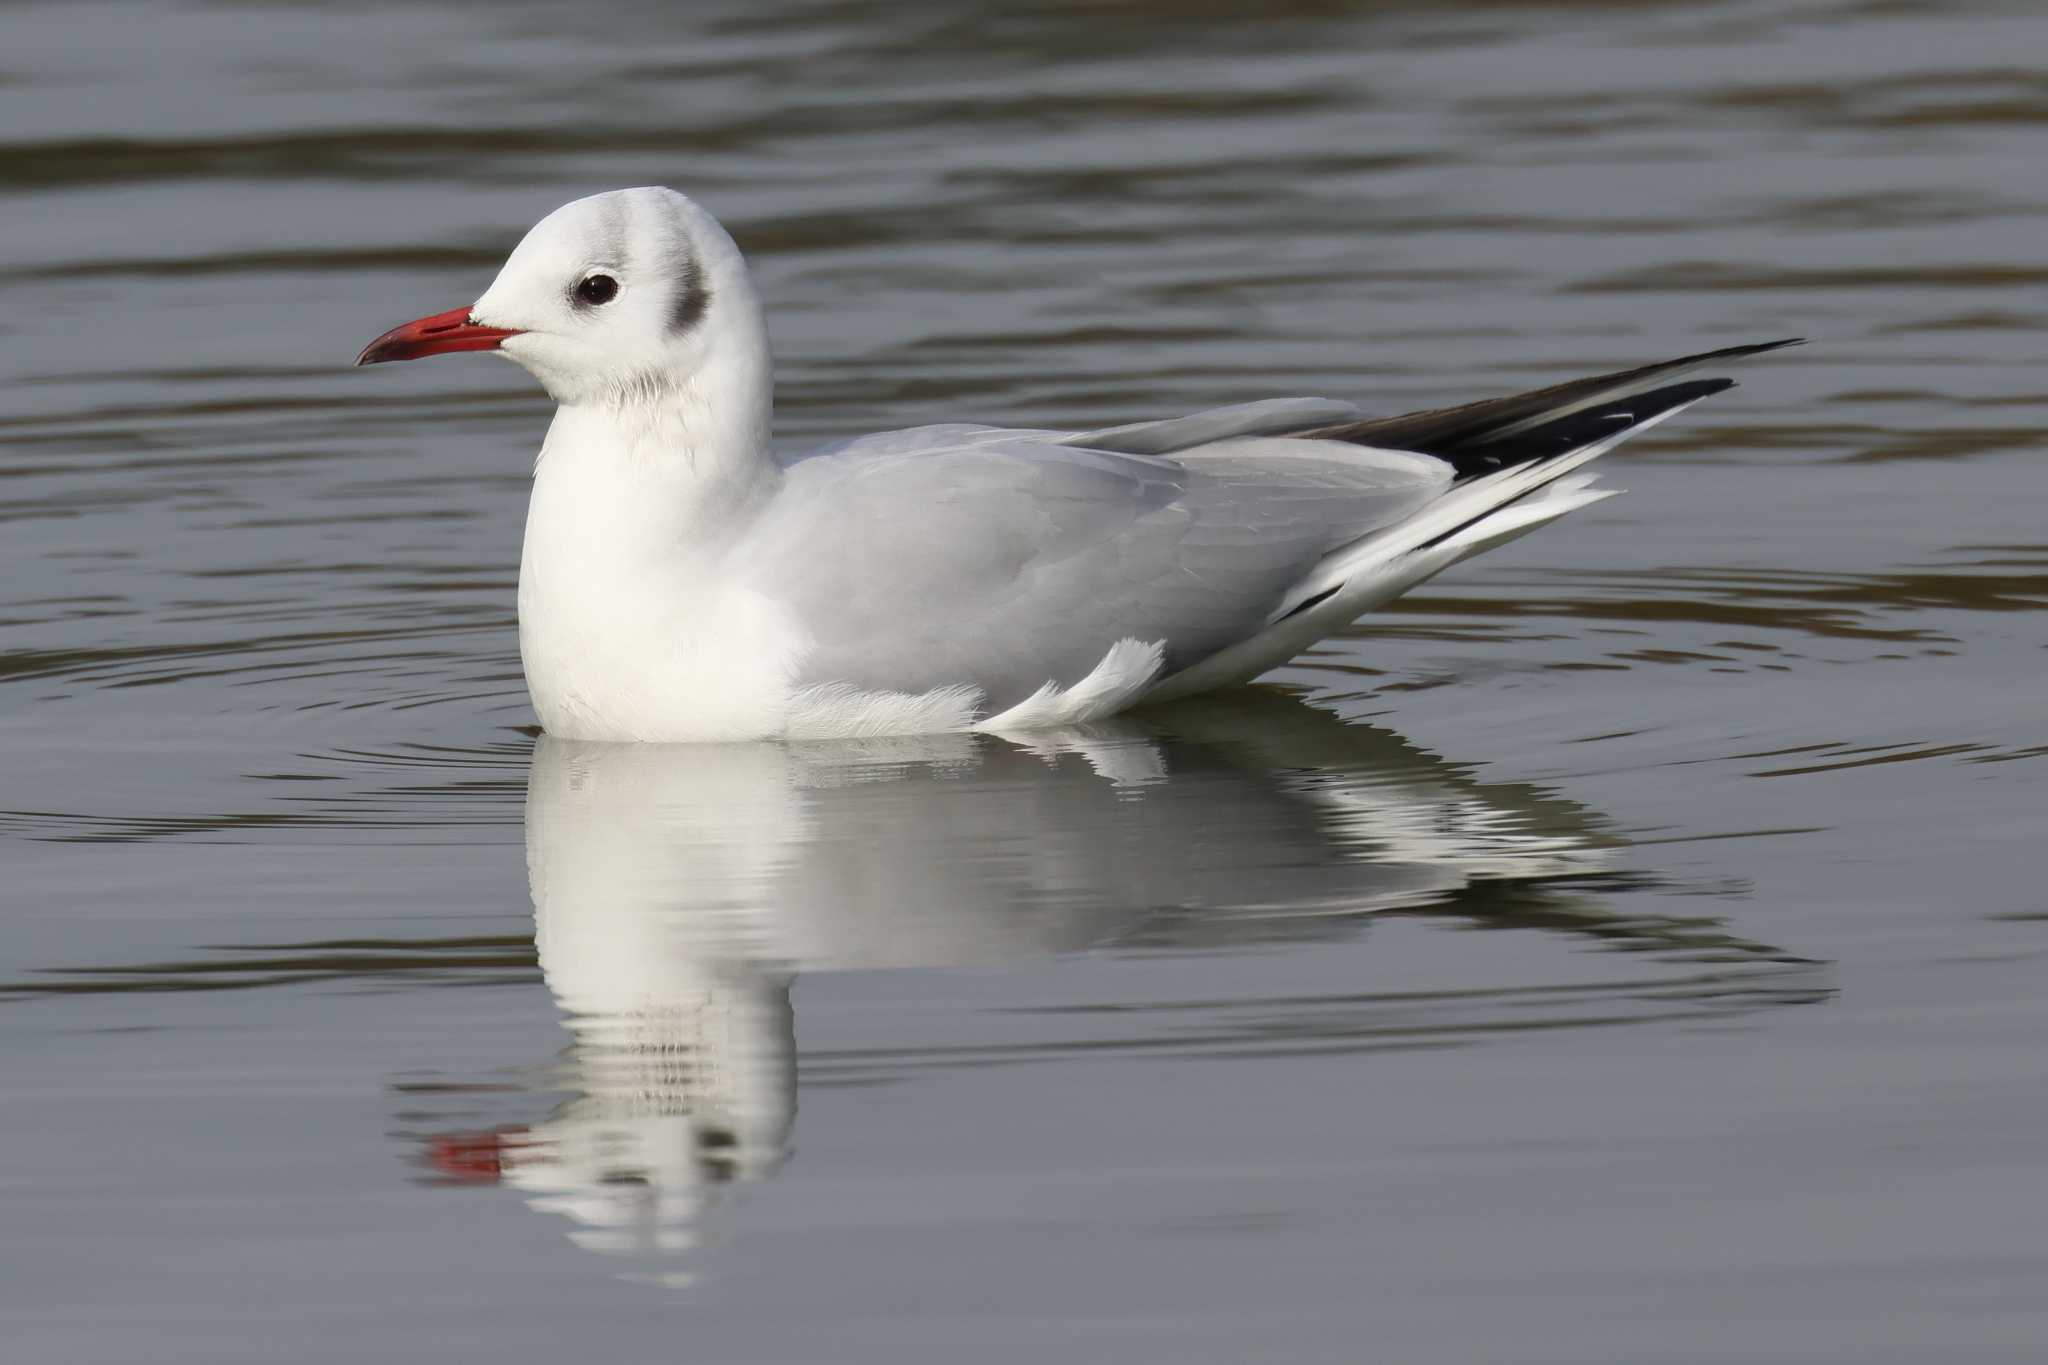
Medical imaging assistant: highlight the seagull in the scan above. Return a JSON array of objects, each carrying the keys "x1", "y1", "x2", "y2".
[{"x1": 358, "y1": 186, "x2": 1794, "y2": 742}]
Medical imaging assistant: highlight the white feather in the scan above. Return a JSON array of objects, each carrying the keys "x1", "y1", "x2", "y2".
[{"x1": 979, "y1": 638, "x2": 1167, "y2": 732}]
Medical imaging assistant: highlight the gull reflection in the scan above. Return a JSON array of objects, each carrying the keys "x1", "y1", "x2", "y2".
[{"x1": 422, "y1": 690, "x2": 1800, "y2": 1278}]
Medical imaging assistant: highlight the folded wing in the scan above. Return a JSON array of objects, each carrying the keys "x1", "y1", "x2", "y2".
[
  {"x1": 752, "y1": 340, "x2": 1796, "y2": 721},
  {"x1": 751, "y1": 428, "x2": 1448, "y2": 713}
]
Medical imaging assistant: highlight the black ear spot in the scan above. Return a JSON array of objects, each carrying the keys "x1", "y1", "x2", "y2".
[
  {"x1": 670, "y1": 258, "x2": 712, "y2": 336},
  {"x1": 573, "y1": 273, "x2": 619, "y2": 307}
]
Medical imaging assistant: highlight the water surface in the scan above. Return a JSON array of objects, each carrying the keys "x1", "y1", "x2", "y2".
[{"x1": 4, "y1": 1, "x2": 2048, "y2": 1361}]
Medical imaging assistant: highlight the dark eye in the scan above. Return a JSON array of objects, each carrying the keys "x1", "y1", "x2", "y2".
[{"x1": 573, "y1": 273, "x2": 619, "y2": 306}]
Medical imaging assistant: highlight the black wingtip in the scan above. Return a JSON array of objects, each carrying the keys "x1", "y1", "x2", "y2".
[
  {"x1": 1304, "y1": 337, "x2": 1800, "y2": 479},
  {"x1": 1441, "y1": 376, "x2": 1741, "y2": 480},
  {"x1": 1674, "y1": 337, "x2": 1804, "y2": 366}
]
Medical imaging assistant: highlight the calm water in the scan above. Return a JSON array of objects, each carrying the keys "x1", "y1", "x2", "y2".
[{"x1": 5, "y1": 0, "x2": 2048, "y2": 1360}]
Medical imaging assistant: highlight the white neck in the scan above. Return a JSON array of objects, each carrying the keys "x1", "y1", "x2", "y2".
[
  {"x1": 516, "y1": 298, "x2": 803, "y2": 741},
  {"x1": 543, "y1": 344, "x2": 775, "y2": 521}
]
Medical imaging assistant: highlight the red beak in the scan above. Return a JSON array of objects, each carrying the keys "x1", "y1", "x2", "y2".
[{"x1": 355, "y1": 306, "x2": 522, "y2": 366}]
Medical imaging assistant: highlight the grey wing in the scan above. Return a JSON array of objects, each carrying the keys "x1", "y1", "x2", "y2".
[{"x1": 747, "y1": 424, "x2": 1448, "y2": 713}]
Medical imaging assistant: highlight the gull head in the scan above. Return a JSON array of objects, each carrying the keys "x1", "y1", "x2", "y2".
[{"x1": 356, "y1": 187, "x2": 757, "y2": 407}]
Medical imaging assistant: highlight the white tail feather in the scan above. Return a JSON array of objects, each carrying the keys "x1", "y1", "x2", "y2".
[
  {"x1": 1267, "y1": 394, "x2": 1703, "y2": 622},
  {"x1": 1142, "y1": 397, "x2": 1698, "y2": 705}
]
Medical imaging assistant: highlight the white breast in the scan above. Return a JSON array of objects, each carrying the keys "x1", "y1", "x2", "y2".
[{"x1": 517, "y1": 412, "x2": 803, "y2": 743}]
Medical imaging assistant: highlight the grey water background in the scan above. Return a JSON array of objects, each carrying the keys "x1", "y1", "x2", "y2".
[{"x1": 4, "y1": 0, "x2": 2047, "y2": 1359}]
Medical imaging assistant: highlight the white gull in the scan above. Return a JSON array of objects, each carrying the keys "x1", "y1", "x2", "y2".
[{"x1": 358, "y1": 186, "x2": 1793, "y2": 742}]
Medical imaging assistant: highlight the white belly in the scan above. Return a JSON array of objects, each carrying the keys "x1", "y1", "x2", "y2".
[
  {"x1": 517, "y1": 543, "x2": 806, "y2": 742},
  {"x1": 517, "y1": 556, "x2": 1171, "y2": 742}
]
